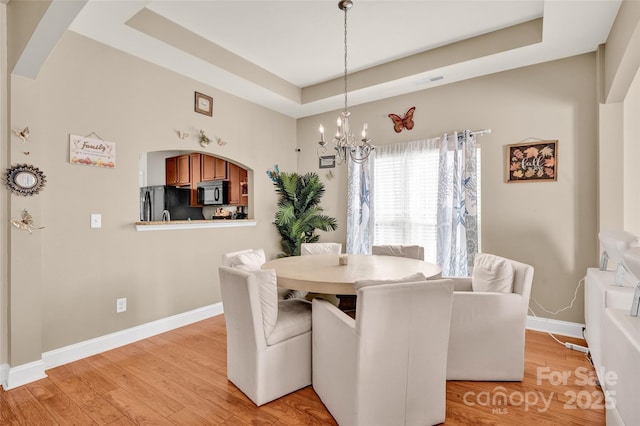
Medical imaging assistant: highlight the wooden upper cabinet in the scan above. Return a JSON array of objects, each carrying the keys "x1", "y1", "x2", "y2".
[
  {"x1": 214, "y1": 157, "x2": 227, "y2": 179},
  {"x1": 189, "y1": 153, "x2": 202, "y2": 206},
  {"x1": 201, "y1": 154, "x2": 215, "y2": 181},
  {"x1": 165, "y1": 153, "x2": 247, "y2": 207},
  {"x1": 166, "y1": 155, "x2": 190, "y2": 186},
  {"x1": 228, "y1": 162, "x2": 248, "y2": 206},
  {"x1": 201, "y1": 155, "x2": 227, "y2": 181}
]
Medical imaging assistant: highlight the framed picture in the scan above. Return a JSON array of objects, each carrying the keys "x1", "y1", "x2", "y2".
[
  {"x1": 506, "y1": 140, "x2": 557, "y2": 183},
  {"x1": 194, "y1": 92, "x2": 213, "y2": 116},
  {"x1": 319, "y1": 155, "x2": 336, "y2": 169}
]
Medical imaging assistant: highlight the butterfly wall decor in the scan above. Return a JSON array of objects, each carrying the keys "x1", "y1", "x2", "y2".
[
  {"x1": 14, "y1": 127, "x2": 30, "y2": 143},
  {"x1": 10, "y1": 209, "x2": 45, "y2": 234},
  {"x1": 388, "y1": 107, "x2": 416, "y2": 133}
]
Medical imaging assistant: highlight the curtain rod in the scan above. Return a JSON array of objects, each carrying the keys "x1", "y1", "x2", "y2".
[
  {"x1": 469, "y1": 128, "x2": 492, "y2": 136},
  {"x1": 436, "y1": 129, "x2": 492, "y2": 139}
]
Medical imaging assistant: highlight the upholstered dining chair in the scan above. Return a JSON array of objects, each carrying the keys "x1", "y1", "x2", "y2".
[
  {"x1": 222, "y1": 248, "x2": 265, "y2": 269},
  {"x1": 312, "y1": 275, "x2": 454, "y2": 426},
  {"x1": 446, "y1": 253, "x2": 534, "y2": 381},
  {"x1": 372, "y1": 244, "x2": 425, "y2": 261},
  {"x1": 300, "y1": 242, "x2": 342, "y2": 256},
  {"x1": 218, "y1": 266, "x2": 312, "y2": 406}
]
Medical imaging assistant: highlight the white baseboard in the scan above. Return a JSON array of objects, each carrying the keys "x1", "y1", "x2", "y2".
[
  {"x1": 3, "y1": 359, "x2": 47, "y2": 390},
  {"x1": 526, "y1": 315, "x2": 585, "y2": 339},
  {"x1": 43, "y1": 302, "x2": 224, "y2": 370},
  {"x1": 1, "y1": 302, "x2": 223, "y2": 390}
]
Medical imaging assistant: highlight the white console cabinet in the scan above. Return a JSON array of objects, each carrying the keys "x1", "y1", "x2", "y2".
[{"x1": 584, "y1": 268, "x2": 639, "y2": 425}]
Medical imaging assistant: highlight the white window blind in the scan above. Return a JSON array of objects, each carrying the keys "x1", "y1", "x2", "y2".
[{"x1": 372, "y1": 140, "x2": 481, "y2": 265}]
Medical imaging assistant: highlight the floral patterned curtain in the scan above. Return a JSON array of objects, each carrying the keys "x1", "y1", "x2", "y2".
[
  {"x1": 437, "y1": 131, "x2": 479, "y2": 276},
  {"x1": 346, "y1": 152, "x2": 374, "y2": 254}
]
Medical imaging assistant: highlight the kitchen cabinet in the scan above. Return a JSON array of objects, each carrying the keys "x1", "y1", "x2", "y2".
[
  {"x1": 165, "y1": 155, "x2": 190, "y2": 186},
  {"x1": 228, "y1": 162, "x2": 248, "y2": 206},
  {"x1": 201, "y1": 155, "x2": 227, "y2": 181},
  {"x1": 164, "y1": 153, "x2": 247, "y2": 207},
  {"x1": 214, "y1": 157, "x2": 227, "y2": 179},
  {"x1": 189, "y1": 153, "x2": 202, "y2": 206}
]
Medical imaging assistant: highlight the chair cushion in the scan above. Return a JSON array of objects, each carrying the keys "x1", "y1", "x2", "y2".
[
  {"x1": 249, "y1": 268, "x2": 279, "y2": 337},
  {"x1": 229, "y1": 248, "x2": 266, "y2": 271},
  {"x1": 472, "y1": 253, "x2": 514, "y2": 293},
  {"x1": 354, "y1": 272, "x2": 427, "y2": 291},
  {"x1": 266, "y1": 299, "x2": 312, "y2": 345}
]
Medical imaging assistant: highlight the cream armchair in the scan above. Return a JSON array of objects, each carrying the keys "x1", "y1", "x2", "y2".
[
  {"x1": 312, "y1": 277, "x2": 454, "y2": 426},
  {"x1": 372, "y1": 244, "x2": 425, "y2": 260},
  {"x1": 446, "y1": 255, "x2": 534, "y2": 381},
  {"x1": 218, "y1": 266, "x2": 312, "y2": 406},
  {"x1": 300, "y1": 242, "x2": 342, "y2": 255}
]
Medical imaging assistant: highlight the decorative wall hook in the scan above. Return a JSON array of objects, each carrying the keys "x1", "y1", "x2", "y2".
[
  {"x1": 216, "y1": 136, "x2": 227, "y2": 146},
  {"x1": 176, "y1": 130, "x2": 189, "y2": 140},
  {"x1": 13, "y1": 127, "x2": 30, "y2": 143},
  {"x1": 10, "y1": 209, "x2": 45, "y2": 233}
]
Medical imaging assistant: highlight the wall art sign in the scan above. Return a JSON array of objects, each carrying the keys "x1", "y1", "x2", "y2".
[
  {"x1": 506, "y1": 140, "x2": 557, "y2": 183},
  {"x1": 195, "y1": 91, "x2": 213, "y2": 116},
  {"x1": 69, "y1": 134, "x2": 116, "y2": 168}
]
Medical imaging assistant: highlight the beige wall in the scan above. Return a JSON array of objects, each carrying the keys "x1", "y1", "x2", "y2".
[
  {"x1": 598, "y1": 0, "x2": 640, "y2": 238},
  {"x1": 6, "y1": 31, "x2": 297, "y2": 365},
  {"x1": 298, "y1": 54, "x2": 598, "y2": 324}
]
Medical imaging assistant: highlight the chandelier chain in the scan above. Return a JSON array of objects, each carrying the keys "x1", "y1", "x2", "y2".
[{"x1": 343, "y1": 5, "x2": 348, "y2": 115}]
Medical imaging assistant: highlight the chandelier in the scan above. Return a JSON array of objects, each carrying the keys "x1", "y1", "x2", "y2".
[{"x1": 317, "y1": 0, "x2": 374, "y2": 165}]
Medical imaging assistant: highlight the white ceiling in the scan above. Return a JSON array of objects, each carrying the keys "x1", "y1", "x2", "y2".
[{"x1": 61, "y1": 0, "x2": 622, "y2": 118}]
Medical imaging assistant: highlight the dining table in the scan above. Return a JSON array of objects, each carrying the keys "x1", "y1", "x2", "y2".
[{"x1": 262, "y1": 253, "x2": 442, "y2": 310}]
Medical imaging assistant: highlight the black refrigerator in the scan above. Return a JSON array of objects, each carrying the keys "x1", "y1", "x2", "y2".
[{"x1": 139, "y1": 185, "x2": 203, "y2": 221}]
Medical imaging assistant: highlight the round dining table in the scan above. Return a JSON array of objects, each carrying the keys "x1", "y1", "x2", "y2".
[{"x1": 262, "y1": 253, "x2": 442, "y2": 297}]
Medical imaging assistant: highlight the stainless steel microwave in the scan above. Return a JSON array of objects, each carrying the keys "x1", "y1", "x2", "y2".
[{"x1": 197, "y1": 180, "x2": 229, "y2": 205}]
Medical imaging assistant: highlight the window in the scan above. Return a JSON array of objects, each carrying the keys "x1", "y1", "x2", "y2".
[{"x1": 372, "y1": 140, "x2": 481, "y2": 265}]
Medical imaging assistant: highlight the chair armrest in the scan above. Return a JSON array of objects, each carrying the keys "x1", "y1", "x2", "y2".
[
  {"x1": 312, "y1": 299, "x2": 358, "y2": 405},
  {"x1": 312, "y1": 299, "x2": 358, "y2": 353},
  {"x1": 449, "y1": 277, "x2": 473, "y2": 291}
]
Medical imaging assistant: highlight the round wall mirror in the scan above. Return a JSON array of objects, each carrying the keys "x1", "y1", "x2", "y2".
[{"x1": 4, "y1": 164, "x2": 47, "y2": 196}]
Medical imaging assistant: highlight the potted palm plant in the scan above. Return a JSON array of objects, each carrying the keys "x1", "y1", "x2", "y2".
[{"x1": 267, "y1": 165, "x2": 338, "y2": 257}]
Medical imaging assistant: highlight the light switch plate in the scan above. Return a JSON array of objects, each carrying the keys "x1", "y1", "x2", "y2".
[{"x1": 90, "y1": 213, "x2": 101, "y2": 228}]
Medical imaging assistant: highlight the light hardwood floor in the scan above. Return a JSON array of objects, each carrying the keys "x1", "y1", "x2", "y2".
[{"x1": 0, "y1": 315, "x2": 604, "y2": 425}]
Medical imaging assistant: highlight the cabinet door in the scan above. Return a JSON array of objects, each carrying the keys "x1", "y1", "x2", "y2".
[
  {"x1": 228, "y1": 163, "x2": 241, "y2": 205},
  {"x1": 165, "y1": 157, "x2": 177, "y2": 185},
  {"x1": 176, "y1": 155, "x2": 190, "y2": 185},
  {"x1": 201, "y1": 154, "x2": 216, "y2": 181},
  {"x1": 166, "y1": 155, "x2": 191, "y2": 186},
  {"x1": 214, "y1": 157, "x2": 227, "y2": 179},
  {"x1": 189, "y1": 153, "x2": 202, "y2": 206},
  {"x1": 228, "y1": 163, "x2": 248, "y2": 206}
]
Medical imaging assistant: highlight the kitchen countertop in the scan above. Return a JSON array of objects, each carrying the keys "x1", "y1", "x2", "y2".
[{"x1": 135, "y1": 219, "x2": 258, "y2": 231}]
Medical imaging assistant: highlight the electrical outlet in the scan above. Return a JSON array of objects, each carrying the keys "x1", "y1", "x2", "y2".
[{"x1": 116, "y1": 298, "x2": 127, "y2": 313}]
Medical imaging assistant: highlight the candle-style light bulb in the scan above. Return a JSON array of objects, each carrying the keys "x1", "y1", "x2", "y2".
[
  {"x1": 337, "y1": 117, "x2": 342, "y2": 127},
  {"x1": 319, "y1": 125, "x2": 325, "y2": 142},
  {"x1": 362, "y1": 123, "x2": 368, "y2": 138}
]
